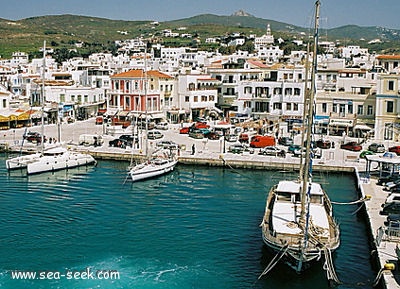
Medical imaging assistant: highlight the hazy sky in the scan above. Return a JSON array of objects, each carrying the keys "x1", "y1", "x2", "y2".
[{"x1": 1, "y1": 0, "x2": 399, "y2": 29}]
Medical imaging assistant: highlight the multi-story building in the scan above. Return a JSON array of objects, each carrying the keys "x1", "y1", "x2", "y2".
[
  {"x1": 374, "y1": 55, "x2": 400, "y2": 141},
  {"x1": 108, "y1": 69, "x2": 173, "y2": 122},
  {"x1": 176, "y1": 74, "x2": 219, "y2": 122}
]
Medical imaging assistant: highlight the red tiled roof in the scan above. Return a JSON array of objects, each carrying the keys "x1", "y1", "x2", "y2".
[
  {"x1": 111, "y1": 69, "x2": 173, "y2": 79},
  {"x1": 376, "y1": 55, "x2": 400, "y2": 60}
]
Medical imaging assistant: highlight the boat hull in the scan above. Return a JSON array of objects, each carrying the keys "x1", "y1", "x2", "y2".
[
  {"x1": 129, "y1": 159, "x2": 177, "y2": 182},
  {"x1": 27, "y1": 152, "x2": 96, "y2": 175},
  {"x1": 6, "y1": 153, "x2": 41, "y2": 170}
]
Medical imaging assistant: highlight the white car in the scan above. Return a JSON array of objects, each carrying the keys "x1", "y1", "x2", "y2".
[
  {"x1": 259, "y1": 146, "x2": 286, "y2": 157},
  {"x1": 155, "y1": 122, "x2": 169, "y2": 130}
]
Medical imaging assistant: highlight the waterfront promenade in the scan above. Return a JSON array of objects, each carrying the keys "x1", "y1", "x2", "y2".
[{"x1": 2, "y1": 118, "x2": 400, "y2": 288}]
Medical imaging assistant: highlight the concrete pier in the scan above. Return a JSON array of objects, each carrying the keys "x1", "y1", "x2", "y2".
[{"x1": 1, "y1": 118, "x2": 400, "y2": 288}]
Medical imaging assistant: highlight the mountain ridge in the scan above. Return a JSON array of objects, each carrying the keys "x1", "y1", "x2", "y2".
[{"x1": 0, "y1": 13, "x2": 399, "y2": 58}]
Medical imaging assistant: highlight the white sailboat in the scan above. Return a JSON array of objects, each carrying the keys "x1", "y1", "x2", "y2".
[
  {"x1": 260, "y1": 0, "x2": 340, "y2": 278},
  {"x1": 128, "y1": 52, "x2": 177, "y2": 182},
  {"x1": 13, "y1": 41, "x2": 96, "y2": 175}
]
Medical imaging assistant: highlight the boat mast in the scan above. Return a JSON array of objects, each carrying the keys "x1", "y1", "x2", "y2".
[
  {"x1": 40, "y1": 41, "x2": 46, "y2": 154},
  {"x1": 298, "y1": 0, "x2": 320, "y2": 272},
  {"x1": 144, "y1": 46, "x2": 149, "y2": 157}
]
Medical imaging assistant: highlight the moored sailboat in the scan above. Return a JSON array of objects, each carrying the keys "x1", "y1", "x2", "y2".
[
  {"x1": 127, "y1": 49, "x2": 177, "y2": 182},
  {"x1": 260, "y1": 0, "x2": 340, "y2": 279},
  {"x1": 8, "y1": 41, "x2": 97, "y2": 175}
]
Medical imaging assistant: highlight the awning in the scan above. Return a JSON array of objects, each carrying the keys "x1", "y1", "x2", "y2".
[
  {"x1": 329, "y1": 119, "x2": 354, "y2": 127},
  {"x1": 354, "y1": 124, "x2": 372, "y2": 131},
  {"x1": 117, "y1": 110, "x2": 130, "y2": 117}
]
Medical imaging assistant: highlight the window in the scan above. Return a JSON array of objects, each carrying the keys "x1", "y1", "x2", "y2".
[
  {"x1": 388, "y1": 80, "x2": 394, "y2": 91},
  {"x1": 294, "y1": 88, "x2": 301, "y2": 96},
  {"x1": 2, "y1": 99, "x2": 6, "y2": 108},
  {"x1": 332, "y1": 103, "x2": 337, "y2": 113},
  {"x1": 357, "y1": 105, "x2": 364, "y2": 115},
  {"x1": 194, "y1": 96, "x2": 198, "y2": 102},
  {"x1": 285, "y1": 88, "x2": 292, "y2": 96},
  {"x1": 286, "y1": 103, "x2": 292, "y2": 110},
  {"x1": 273, "y1": 103, "x2": 282, "y2": 110},
  {"x1": 367, "y1": 105, "x2": 373, "y2": 115},
  {"x1": 293, "y1": 103, "x2": 299, "y2": 111},
  {"x1": 387, "y1": 101, "x2": 394, "y2": 113},
  {"x1": 185, "y1": 96, "x2": 190, "y2": 102},
  {"x1": 322, "y1": 103, "x2": 327, "y2": 113},
  {"x1": 209, "y1": 95, "x2": 215, "y2": 101},
  {"x1": 339, "y1": 104, "x2": 345, "y2": 117},
  {"x1": 201, "y1": 95, "x2": 207, "y2": 102},
  {"x1": 348, "y1": 104, "x2": 353, "y2": 114}
]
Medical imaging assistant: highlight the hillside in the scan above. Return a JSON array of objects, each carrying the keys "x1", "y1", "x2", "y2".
[{"x1": 0, "y1": 13, "x2": 399, "y2": 59}]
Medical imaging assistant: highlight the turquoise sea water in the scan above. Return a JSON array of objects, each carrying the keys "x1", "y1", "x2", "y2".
[{"x1": 0, "y1": 156, "x2": 376, "y2": 289}]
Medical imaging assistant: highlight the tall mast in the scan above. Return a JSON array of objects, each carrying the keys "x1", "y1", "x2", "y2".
[
  {"x1": 144, "y1": 46, "x2": 149, "y2": 157},
  {"x1": 40, "y1": 41, "x2": 46, "y2": 154},
  {"x1": 298, "y1": 0, "x2": 320, "y2": 272}
]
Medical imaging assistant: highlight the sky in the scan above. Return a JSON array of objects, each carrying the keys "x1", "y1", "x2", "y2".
[{"x1": 1, "y1": 0, "x2": 399, "y2": 30}]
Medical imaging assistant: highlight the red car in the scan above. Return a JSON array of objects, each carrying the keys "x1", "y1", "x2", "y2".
[
  {"x1": 340, "y1": 141, "x2": 362, "y2": 151},
  {"x1": 389, "y1": 146, "x2": 400, "y2": 155},
  {"x1": 179, "y1": 127, "x2": 190, "y2": 134}
]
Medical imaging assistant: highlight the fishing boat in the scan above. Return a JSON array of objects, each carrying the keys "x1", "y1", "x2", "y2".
[
  {"x1": 260, "y1": 0, "x2": 340, "y2": 278},
  {"x1": 14, "y1": 41, "x2": 96, "y2": 175}
]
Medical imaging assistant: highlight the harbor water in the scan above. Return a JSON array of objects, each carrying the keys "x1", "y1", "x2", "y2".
[{"x1": 0, "y1": 156, "x2": 376, "y2": 288}]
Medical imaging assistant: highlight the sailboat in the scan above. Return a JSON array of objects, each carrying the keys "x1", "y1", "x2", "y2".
[
  {"x1": 127, "y1": 52, "x2": 177, "y2": 182},
  {"x1": 260, "y1": 0, "x2": 340, "y2": 276},
  {"x1": 7, "y1": 41, "x2": 96, "y2": 175}
]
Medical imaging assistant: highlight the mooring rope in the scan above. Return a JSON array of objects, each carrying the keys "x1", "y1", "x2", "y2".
[
  {"x1": 258, "y1": 244, "x2": 289, "y2": 280},
  {"x1": 331, "y1": 196, "x2": 371, "y2": 205},
  {"x1": 323, "y1": 247, "x2": 341, "y2": 285}
]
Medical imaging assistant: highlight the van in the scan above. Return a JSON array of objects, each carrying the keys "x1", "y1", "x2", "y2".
[
  {"x1": 79, "y1": 134, "x2": 104, "y2": 146},
  {"x1": 249, "y1": 135, "x2": 276, "y2": 148}
]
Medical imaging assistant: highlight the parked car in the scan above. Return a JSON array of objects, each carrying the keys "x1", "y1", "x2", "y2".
[
  {"x1": 384, "y1": 179, "x2": 400, "y2": 191},
  {"x1": 225, "y1": 134, "x2": 238, "y2": 142},
  {"x1": 377, "y1": 175, "x2": 400, "y2": 186},
  {"x1": 205, "y1": 132, "x2": 220, "y2": 140},
  {"x1": 292, "y1": 147, "x2": 322, "y2": 159},
  {"x1": 156, "y1": 140, "x2": 178, "y2": 150},
  {"x1": 359, "y1": 150, "x2": 374, "y2": 159},
  {"x1": 340, "y1": 142, "x2": 362, "y2": 151},
  {"x1": 288, "y1": 144, "x2": 301, "y2": 154},
  {"x1": 316, "y1": 139, "x2": 331, "y2": 149},
  {"x1": 278, "y1": 137, "x2": 294, "y2": 146},
  {"x1": 381, "y1": 193, "x2": 400, "y2": 215},
  {"x1": 188, "y1": 129, "x2": 204, "y2": 139},
  {"x1": 179, "y1": 127, "x2": 190, "y2": 134},
  {"x1": 228, "y1": 144, "x2": 254, "y2": 154},
  {"x1": 155, "y1": 121, "x2": 169, "y2": 130},
  {"x1": 368, "y1": 143, "x2": 385, "y2": 153},
  {"x1": 389, "y1": 146, "x2": 400, "y2": 155},
  {"x1": 119, "y1": 134, "x2": 137, "y2": 146},
  {"x1": 109, "y1": 138, "x2": 129, "y2": 148},
  {"x1": 147, "y1": 131, "x2": 163, "y2": 140},
  {"x1": 239, "y1": 133, "x2": 249, "y2": 143},
  {"x1": 259, "y1": 146, "x2": 286, "y2": 157},
  {"x1": 23, "y1": 131, "x2": 45, "y2": 143}
]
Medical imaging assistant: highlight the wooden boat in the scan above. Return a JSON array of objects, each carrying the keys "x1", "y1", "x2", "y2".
[{"x1": 260, "y1": 0, "x2": 340, "y2": 277}]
